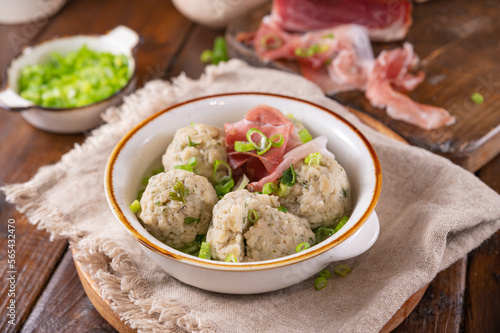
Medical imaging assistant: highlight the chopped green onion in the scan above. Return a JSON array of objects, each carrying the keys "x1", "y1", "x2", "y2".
[
  {"x1": 305, "y1": 153, "x2": 321, "y2": 165},
  {"x1": 333, "y1": 216, "x2": 349, "y2": 233},
  {"x1": 18, "y1": 45, "x2": 130, "y2": 108},
  {"x1": 256, "y1": 139, "x2": 272, "y2": 156},
  {"x1": 212, "y1": 36, "x2": 229, "y2": 65},
  {"x1": 246, "y1": 128, "x2": 268, "y2": 151},
  {"x1": 342, "y1": 187, "x2": 347, "y2": 198},
  {"x1": 200, "y1": 50, "x2": 213, "y2": 63},
  {"x1": 129, "y1": 199, "x2": 141, "y2": 213},
  {"x1": 142, "y1": 176, "x2": 151, "y2": 186},
  {"x1": 276, "y1": 182, "x2": 292, "y2": 197},
  {"x1": 298, "y1": 129, "x2": 313, "y2": 143},
  {"x1": 213, "y1": 160, "x2": 232, "y2": 184},
  {"x1": 233, "y1": 174, "x2": 250, "y2": 191},
  {"x1": 269, "y1": 133, "x2": 284, "y2": 147},
  {"x1": 260, "y1": 34, "x2": 283, "y2": 51},
  {"x1": 323, "y1": 33, "x2": 335, "y2": 39},
  {"x1": 248, "y1": 209, "x2": 259, "y2": 223},
  {"x1": 295, "y1": 44, "x2": 329, "y2": 58},
  {"x1": 262, "y1": 182, "x2": 278, "y2": 195},
  {"x1": 471, "y1": 92, "x2": 484, "y2": 104},
  {"x1": 295, "y1": 242, "x2": 310, "y2": 252},
  {"x1": 334, "y1": 264, "x2": 352, "y2": 277},
  {"x1": 280, "y1": 164, "x2": 296, "y2": 187},
  {"x1": 315, "y1": 227, "x2": 335, "y2": 244},
  {"x1": 319, "y1": 269, "x2": 331, "y2": 279},
  {"x1": 225, "y1": 254, "x2": 238, "y2": 263},
  {"x1": 277, "y1": 206, "x2": 288, "y2": 213},
  {"x1": 314, "y1": 276, "x2": 328, "y2": 290},
  {"x1": 198, "y1": 242, "x2": 211, "y2": 260},
  {"x1": 234, "y1": 141, "x2": 255, "y2": 152},
  {"x1": 174, "y1": 165, "x2": 193, "y2": 172},
  {"x1": 188, "y1": 135, "x2": 200, "y2": 147},
  {"x1": 187, "y1": 157, "x2": 197, "y2": 167},
  {"x1": 184, "y1": 216, "x2": 201, "y2": 225},
  {"x1": 169, "y1": 181, "x2": 189, "y2": 203},
  {"x1": 215, "y1": 177, "x2": 235, "y2": 198}
]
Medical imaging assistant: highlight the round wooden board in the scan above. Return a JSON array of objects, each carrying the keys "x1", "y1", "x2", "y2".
[{"x1": 73, "y1": 110, "x2": 426, "y2": 333}]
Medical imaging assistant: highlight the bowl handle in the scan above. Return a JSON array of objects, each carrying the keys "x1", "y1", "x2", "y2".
[
  {"x1": 326, "y1": 211, "x2": 380, "y2": 262},
  {"x1": 0, "y1": 88, "x2": 33, "y2": 111},
  {"x1": 104, "y1": 25, "x2": 140, "y2": 52}
]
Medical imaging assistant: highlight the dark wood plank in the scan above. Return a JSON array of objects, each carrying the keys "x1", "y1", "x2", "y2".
[
  {"x1": 464, "y1": 154, "x2": 500, "y2": 333},
  {"x1": 392, "y1": 258, "x2": 467, "y2": 332},
  {"x1": 0, "y1": 1, "x2": 196, "y2": 331},
  {"x1": 169, "y1": 26, "x2": 222, "y2": 79},
  {"x1": 226, "y1": 0, "x2": 500, "y2": 172},
  {"x1": 21, "y1": 250, "x2": 117, "y2": 333}
]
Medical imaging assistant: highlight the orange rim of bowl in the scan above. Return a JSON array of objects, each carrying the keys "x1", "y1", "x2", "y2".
[
  {"x1": 1, "y1": 32, "x2": 138, "y2": 112},
  {"x1": 105, "y1": 92, "x2": 382, "y2": 271}
]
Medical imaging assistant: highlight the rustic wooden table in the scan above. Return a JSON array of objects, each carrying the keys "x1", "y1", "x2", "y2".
[{"x1": 0, "y1": 0, "x2": 498, "y2": 332}]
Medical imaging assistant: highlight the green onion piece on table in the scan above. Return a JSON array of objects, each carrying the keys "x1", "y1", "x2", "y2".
[
  {"x1": 298, "y1": 129, "x2": 313, "y2": 143},
  {"x1": 225, "y1": 254, "x2": 238, "y2": 263},
  {"x1": 212, "y1": 36, "x2": 229, "y2": 65},
  {"x1": 334, "y1": 264, "x2": 352, "y2": 277},
  {"x1": 319, "y1": 269, "x2": 331, "y2": 279},
  {"x1": 470, "y1": 92, "x2": 484, "y2": 104},
  {"x1": 248, "y1": 209, "x2": 259, "y2": 223},
  {"x1": 129, "y1": 199, "x2": 141, "y2": 213},
  {"x1": 198, "y1": 242, "x2": 211, "y2": 260},
  {"x1": 295, "y1": 242, "x2": 310, "y2": 252},
  {"x1": 200, "y1": 50, "x2": 213, "y2": 63},
  {"x1": 314, "y1": 276, "x2": 328, "y2": 290}
]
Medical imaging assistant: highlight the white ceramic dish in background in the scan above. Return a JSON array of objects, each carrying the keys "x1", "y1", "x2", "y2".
[
  {"x1": 105, "y1": 93, "x2": 382, "y2": 294},
  {"x1": 0, "y1": 25, "x2": 139, "y2": 134}
]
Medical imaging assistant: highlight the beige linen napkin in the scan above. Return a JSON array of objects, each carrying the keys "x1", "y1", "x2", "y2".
[{"x1": 3, "y1": 60, "x2": 500, "y2": 333}]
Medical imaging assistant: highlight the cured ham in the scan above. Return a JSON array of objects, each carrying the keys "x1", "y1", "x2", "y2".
[
  {"x1": 365, "y1": 43, "x2": 455, "y2": 129},
  {"x1": 224, "y1": 104, "x2": 295, "y2": 180},
  {"x1": 270, "y1": 0, "x2": 413, "y2": 42},
  {"x1": 253, "y1": 18, "x2": 454, "y2": 130},
  {"x1": 248, "y1": 136, "x2": 335, "y2": 192}
]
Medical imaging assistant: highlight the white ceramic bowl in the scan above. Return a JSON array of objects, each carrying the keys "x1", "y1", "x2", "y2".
[
  {"x1": 0, "y1": 25, "x2": 139, "y2": 134},
  {"x1": 105, "y1": 93, "x2": 382, "y2": 294}
]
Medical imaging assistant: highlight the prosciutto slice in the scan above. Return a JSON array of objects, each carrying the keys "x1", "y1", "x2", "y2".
[
  {"x1": 270, "y1": 0, "x2": 413, "y2": 42},
  {"x1": 365, "y1": 43, "x2": 455, "y2": 129},
  {"x1": 248, "y1": 136, "x2": 335, "y2": 192},
  {"x1": 253, "y1": 18, "x2": 454, "y2": 130},
  {"x1": 224, "y1": 105, "x2": 295, "y2": 180}
]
